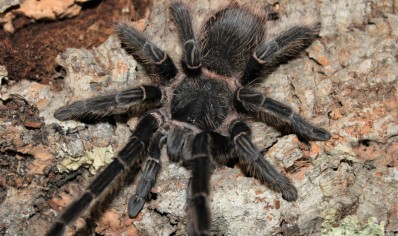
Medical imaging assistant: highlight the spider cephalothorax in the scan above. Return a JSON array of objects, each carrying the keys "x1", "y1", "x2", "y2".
[{"x1": 46, "y1": 2, "x2": 330, "y2": 235}]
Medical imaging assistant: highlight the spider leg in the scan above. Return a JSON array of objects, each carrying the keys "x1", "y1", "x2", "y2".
[
  {"x1": 115, "y1": 22, "x2": 177, "y2": 83},
  {"x1": 236, "y1": 87, "x2": 331, "y2": 141},
  {"x1": 229, "y1": 121, "x2": 298, "y2": 201},
  {"x1": 170, "y1": 2, "x2": 202, "y2": 76},
  {"x1": 54, "y1": 85, "x2": 162, "y2": 121},
  {"x1": 240, "y1": 23, "x2": 320, "y2": 85},
  {"x1": 46, "y1": 112, "x2": 163, "y2": 236},
  {"x1": 209, "y1": 131, "x2": 232, "y2": 165},
  {"x1": 128, "y1": 129, "x2": 166, "y2": 217},
  {"x1": 189, "y1": 132, "x2": 212, "y2": 235}
]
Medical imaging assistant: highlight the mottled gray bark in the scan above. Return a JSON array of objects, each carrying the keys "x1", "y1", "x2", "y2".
[{"x1": 0, "y1": 0, "x2": 397, "y2": 235}]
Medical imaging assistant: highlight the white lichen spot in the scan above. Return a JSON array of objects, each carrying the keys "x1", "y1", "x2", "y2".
[
  {"x1": 57, "y1": 145, "x2": 114, "y2": 174},
  {"x1": 321, "y1": 209, "x2": 385, "y2": 236}
]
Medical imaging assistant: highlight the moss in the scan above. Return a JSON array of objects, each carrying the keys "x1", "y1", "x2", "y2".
[{"x1": 321, "y1": 208, "x2": 385, "y2": 236}]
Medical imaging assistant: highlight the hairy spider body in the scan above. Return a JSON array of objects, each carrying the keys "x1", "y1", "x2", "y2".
[
  {"x1": 171, "y1": 76, "x2": 233, "y2": 130},
  {"x1": 201, "y1": 7, "x2": 264, "y2": 77},
  {"x1": 47, "y1": 2, "x2": 331, "y2": 235}
]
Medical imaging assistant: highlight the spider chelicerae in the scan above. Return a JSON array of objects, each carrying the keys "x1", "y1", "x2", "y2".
[{"x1": 46, "y1": 1, "x2": 331, "y2": 235}]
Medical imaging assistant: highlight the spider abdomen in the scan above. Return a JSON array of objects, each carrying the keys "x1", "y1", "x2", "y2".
[
  {"x1": 171, "y1": 76, "x2": 233, "y2": 130},
  {"x1": 200, "y1": 6, "x2": 265, "y2": 77}
]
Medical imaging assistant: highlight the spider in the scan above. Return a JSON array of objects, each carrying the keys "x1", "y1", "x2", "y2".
[{"x1": 46, "y1": 1, "x2": 331, "y2": 235}]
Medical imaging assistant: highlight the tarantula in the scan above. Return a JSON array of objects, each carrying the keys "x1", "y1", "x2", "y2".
[{"x1": 46, "y1": 1, "x2": 330, "y2": 235}]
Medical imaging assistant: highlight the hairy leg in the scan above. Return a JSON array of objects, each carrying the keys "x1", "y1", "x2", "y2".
[
  {"x1": 115, "y1": 22, "x2": 177, "y2": 82},
  {"x1": 54, "y1": 85, "x2": 162, "y2": 121},
  {"x1": 128, "y1": 129, "x2": 167, "y2": 217},
  {"x1": 170, "y1": 2, "x2": 202, "y2": 76},
  {"x1": 229, "y1": 121, "x2": 298, "y2": 201},
  {"x1": 189, "y1": 132, "x2": 212, "y2": 235},
  {"x1": 235, "y1": 87, "x2": 331, "y2": 141},
  {"x1": 46, "y1": 112, "x2": 163, "y2": 236},
  {"x1": 241, "y1": 23, "x2": 320, "y2": 85}
]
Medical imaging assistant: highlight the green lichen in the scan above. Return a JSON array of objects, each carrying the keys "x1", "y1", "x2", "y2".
[
  {"x1": 321, "y1": 208, "x2": 385, "y2": 236},
  {"x1": 57, "y1": 145, "x2": 114, "y2": 174}
]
